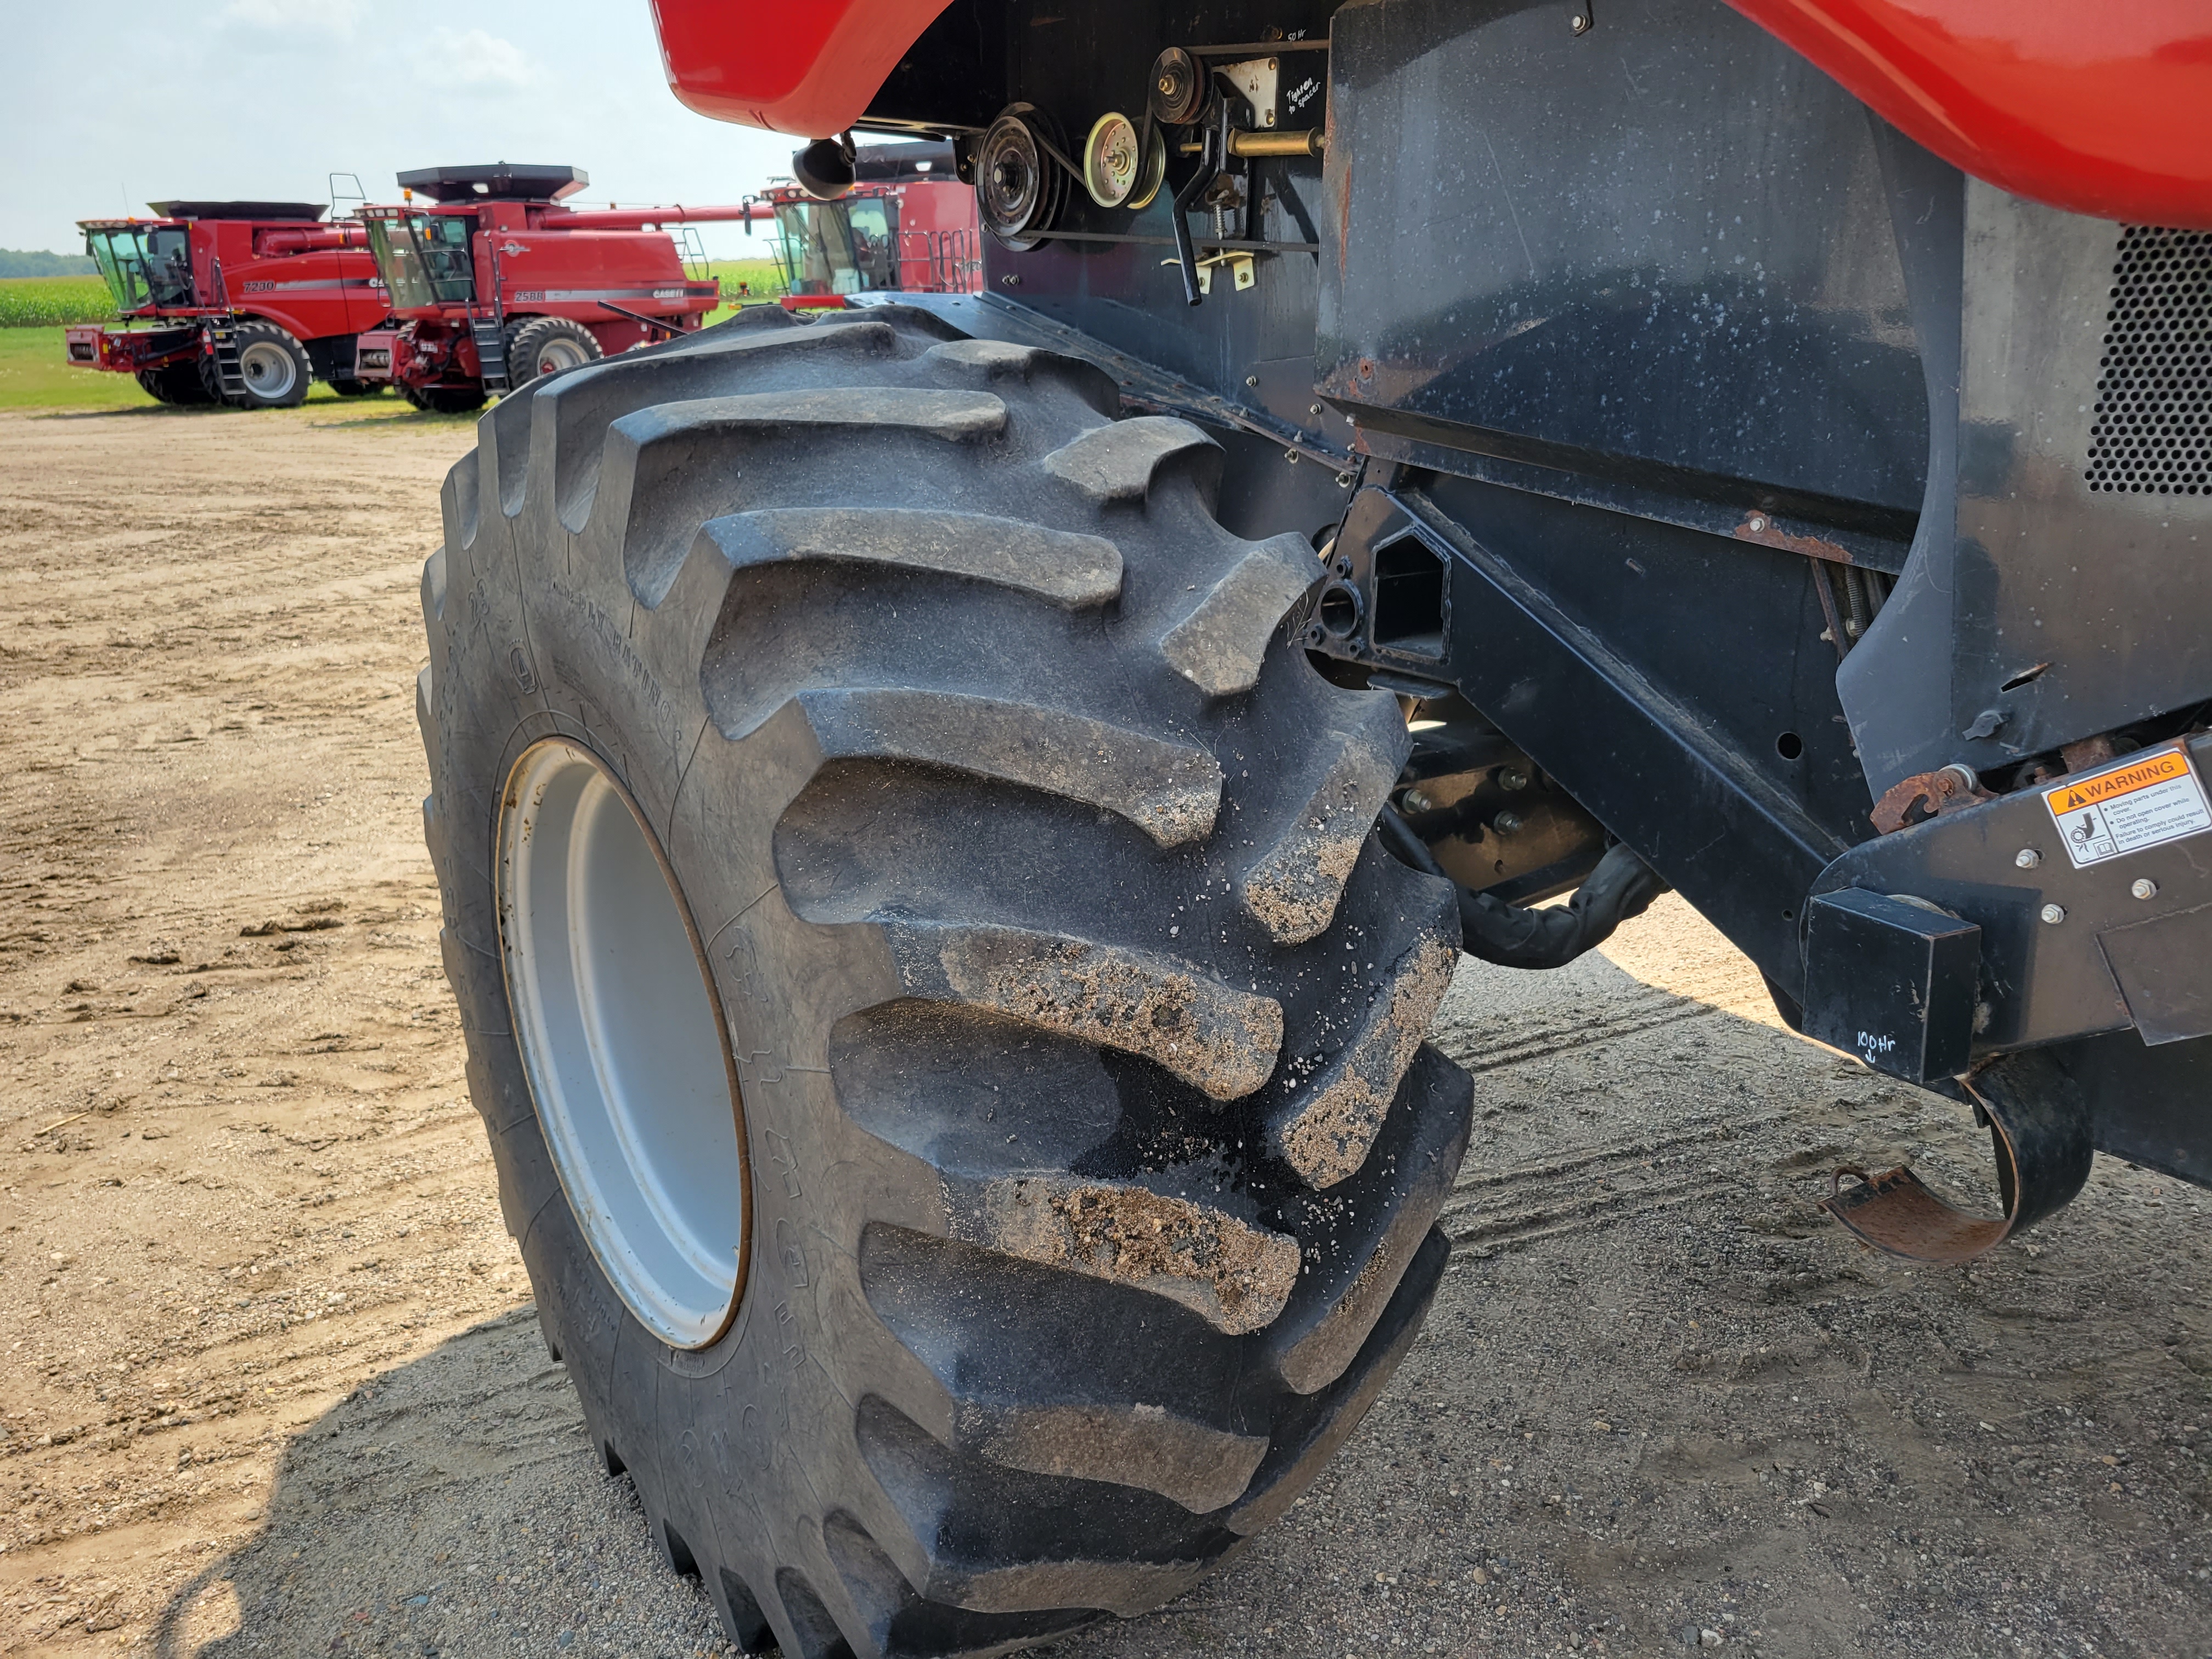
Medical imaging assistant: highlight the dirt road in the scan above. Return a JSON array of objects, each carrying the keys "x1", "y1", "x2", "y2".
[{"x1": 1, "y1": 402, "x2": 2209, "y2": 1659}]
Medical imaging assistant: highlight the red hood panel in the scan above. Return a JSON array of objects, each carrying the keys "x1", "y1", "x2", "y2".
[
  {"x1": 1729, "y1": 0, "x2": 2212, "y2": 227},
  {"x1": 648, "y1": 0, "x2": 954, "y2": 137}
]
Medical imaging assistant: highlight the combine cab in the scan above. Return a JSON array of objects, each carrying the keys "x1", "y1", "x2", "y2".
[
  {"x1": 752, "y1": 141, "x2": 983, "y2": 304},
  {"x1": 67, "y1": 200, "x2": 391, "y2": 408},
  {"x1": 359, "y1": 163, "x2": 768, "y2": 413}
]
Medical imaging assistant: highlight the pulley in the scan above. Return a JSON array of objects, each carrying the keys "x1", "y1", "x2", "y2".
[
  {"x1": 1081, "y1": 112, "x2": 1167, "y2": 210},
  {"x1": 976, "y1": 104, "x2": 1066, "y2": 250},
  {"x1": 1148, "y1": 46, "x2": 1207, "y2": 125}
]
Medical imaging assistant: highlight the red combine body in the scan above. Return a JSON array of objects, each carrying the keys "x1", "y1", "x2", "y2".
[
  {"x1": 66, "y1": 201, "x2": 392, "y2": 408},
  {"x1": 358, "y1": 163, "x2": 776, "y2": 413},
  {"x1": 751, "y1": 143, "x2": 982, "y2": 306}
]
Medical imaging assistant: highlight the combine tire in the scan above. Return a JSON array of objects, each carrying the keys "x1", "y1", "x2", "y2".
[
  {"x1": 227, "y1": 321, "x2": 311, "y2": 409},
  {"x1": 417, "y1": 307, "x2": 1471, "y2": 1657},
  {"x1": 505, "y1": 315, "x2": 602, "y2": 391},
  {"x1": 402, "y1": 382, "x2": 488, "y2": 415},
  {"x1": 134, "y1": 361, "x2": 217, "y2": 405}
]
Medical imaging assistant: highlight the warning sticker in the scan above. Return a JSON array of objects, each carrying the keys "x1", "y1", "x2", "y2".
[{"x1": 2042, "y1": 745, "x2": 2212, "y2": 868}]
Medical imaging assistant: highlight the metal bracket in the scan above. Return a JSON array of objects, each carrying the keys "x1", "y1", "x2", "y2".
[
  {"x1": 1161, "y1": 250, "x2": 1256, "y2": 294},
  {"x1": 1821, "y1": 1050, "x2": 2093, "y2": 1262},
  {"x1": 1221, "y1": 55, "x2": 1281, "y2": 128}
]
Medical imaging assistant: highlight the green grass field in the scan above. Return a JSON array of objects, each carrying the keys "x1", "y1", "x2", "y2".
[
  {"x1": 0, "y1": 329, "x2": 404, "y2": 416},
  {"x1": 0, "y1": 275, "x2": 115, "y2": 329},
  {"x1": 0, "y1": 329, "x2": 151, "y2": 409}
]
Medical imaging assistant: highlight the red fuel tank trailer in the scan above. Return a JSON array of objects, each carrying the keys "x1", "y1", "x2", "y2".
[
  {"x1": 66, "y1": 201, "x2": 392, "y2": 408},
  {"x1": 359, "y1": 163, "x2": 774, "y2": 413}
]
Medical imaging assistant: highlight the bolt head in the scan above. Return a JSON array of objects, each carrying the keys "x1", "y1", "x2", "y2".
[
  {"x1": 1748, "y1": 515, "x2": 1768, "y2": 533},
  {"x1": 2040, "y1": 902, "x2": 2067, "y2": 926},
  {"x1": 2132, "y1": 877, "x2": 2160, "y2": 900},
  {"x1": 1570, "y1": 12, "x2": 1590, "y2": 32},
  {"x1": 1403, "y1": 791, "x2": 1433, "y2": 814},
  {"x1": 2015, "y1": 848, "x2": 2042, "y2": 868},
  {"x1": 1245, "y1": 375, "x2": 1260, "y2": 387},
  {"x1": 1494, "y1": 811, "x2": 1524, "y2": 834}
]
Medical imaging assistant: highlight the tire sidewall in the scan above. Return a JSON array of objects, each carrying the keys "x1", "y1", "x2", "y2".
[{"x1": 429, "y1": 499, "x2": 871, "y2": 1627}]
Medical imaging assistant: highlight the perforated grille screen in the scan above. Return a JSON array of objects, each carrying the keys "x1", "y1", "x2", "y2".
[{"x1": 2085, "y1": 227, "x2": 2212, "y2": 495}]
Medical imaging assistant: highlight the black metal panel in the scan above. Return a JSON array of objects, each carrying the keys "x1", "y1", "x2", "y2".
[
  {"x1": 1319, "y1": 0, "x2": 1929, "y2": 524},
  {"x1": 1842, "y1": 188, "x2": 2212, "y2": 794},
  {"x1": 1335, "y1": 481, "x2": 1848, "y2": 997},
  {"x1": 1830, "y1": 123, "x2": 1965, "y2": 796},
  {"x1": 1809, "y1": 734, "x2": 2212, "y2": 1052},
  {"x1": 1801, "y1": 889, "x2": 1980, "y2": 1084},
  {"x1": 1942, "y1": 191, "x2": 2212, "y2": 770},
  {"x1": 1418, "y1": 472, "x2": 1876, "y2": 849},
  {"x1": 986, "y1": 179, "x2": 1335, "y2": 423},
  {"x1": 2051, "y1": 1029, "x2": 2212, "y2": 1188}
]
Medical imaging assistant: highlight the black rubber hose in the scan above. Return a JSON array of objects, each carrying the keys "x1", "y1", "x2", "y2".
[{"x1": 1379, "y1": 809, "x2": 1669, "y2": 969}]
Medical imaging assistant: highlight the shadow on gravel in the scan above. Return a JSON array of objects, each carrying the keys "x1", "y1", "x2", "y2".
[
  {"x1": 146, "y1": 1309, "x2": 731, "y2": 1659},
  {"x1": 145, "y1": 959, "x2": 2212, "y2": 1659}
]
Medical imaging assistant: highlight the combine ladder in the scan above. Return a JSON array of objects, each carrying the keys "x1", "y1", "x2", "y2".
[
  {"x1": 204, "y1": 319, "x2": 247, "y2": 400},
  {"x1": 469, "y1": 317, "x2": 511, "y2": 393},
  {"x1": 203, "y1": 258, "x2": 248, "y2": 401}
]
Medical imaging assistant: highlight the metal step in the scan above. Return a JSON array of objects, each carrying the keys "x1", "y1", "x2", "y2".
[
  {"x1": 206, "y1": 320, "x2": 247, "y2": 399},
  {"x1": 470, "y1": 317, "x2": 510, "y2": 393}
]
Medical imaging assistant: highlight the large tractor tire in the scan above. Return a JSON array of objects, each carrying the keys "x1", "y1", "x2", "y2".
[
  {"x1": 226, "y1": 321, "x2": 312, "y2": 409},
  {"x1": 417, "y1": 306, "x2": 1471, "y2": 1657},
  {"x1": 135, "y1": 360, "x2": 217, "y2": 405},
  {"x1": 505, "y1": 314, "x2": 603, "y2": 391}
]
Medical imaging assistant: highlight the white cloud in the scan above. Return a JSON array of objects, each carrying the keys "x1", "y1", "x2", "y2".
[
  {"x1": 220, "y1": 0, "x2": 366, "y2": 37},
  {"x1": 420, "y1": 28, "x2": 545, "y2": 89}
]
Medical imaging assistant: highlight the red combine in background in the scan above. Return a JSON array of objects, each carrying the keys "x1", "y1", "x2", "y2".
[
  {"x1": 358, "y1": 163, "x2": 773, "y2": 413},
  {"x1": 66, "y1": 200, "x2": 391, "y2": 409},
  {"x1": 749, "y1": 140, "x2": 982, "y2": 306}
]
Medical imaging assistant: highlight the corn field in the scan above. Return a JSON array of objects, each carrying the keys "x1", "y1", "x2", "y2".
[{"x1": 0, "y1": 278, "x2": 114, "y2": 328}]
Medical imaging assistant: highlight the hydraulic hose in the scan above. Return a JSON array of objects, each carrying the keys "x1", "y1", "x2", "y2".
[{"x1": 1380, "y1": 809, "x2": 1669, "y2": 969}]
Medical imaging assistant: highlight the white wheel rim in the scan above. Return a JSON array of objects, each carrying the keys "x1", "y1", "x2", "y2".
[
  {"x1": 537, "y1": 337, "x2": 588, "y2": 375},
  {"x1": 497, "y1": 739, "x2": 748, "y2": 1348},
  {"x1": 238, "y1": 340, "x2": 298, "y2": 399}
]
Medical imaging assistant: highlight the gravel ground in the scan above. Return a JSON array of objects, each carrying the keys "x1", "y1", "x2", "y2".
[{"x1": 2, "y1": 404, "x2": 2209, "y2": 1659}]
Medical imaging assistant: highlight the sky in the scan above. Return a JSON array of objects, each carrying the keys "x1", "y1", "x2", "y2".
[{"x1": 2, "y1": 0, "x2": 813, "y2": 259}]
